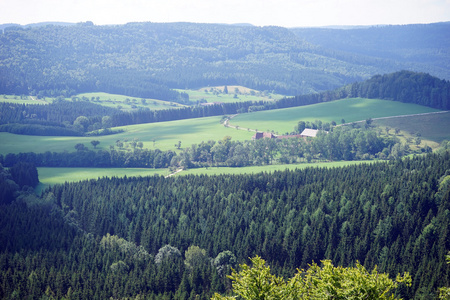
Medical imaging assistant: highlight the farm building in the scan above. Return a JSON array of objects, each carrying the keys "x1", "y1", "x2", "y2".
[
  {"x1": 252, "y1": 132, "x2": 277, "y2": 140},
  {"x1": 252, "y1": 128, "x2": 321, "y2": 140},
  {"x1": 300, "y1": 128, "x2": 319, "y2": 138}
]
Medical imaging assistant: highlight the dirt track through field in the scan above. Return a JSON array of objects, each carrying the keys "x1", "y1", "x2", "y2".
[
  {"x1": 225, "y1": 110, "x2": 449, "y2": 133},
  {"x1": 341, "y1": 110, "x2": 449, "y2": 125}
]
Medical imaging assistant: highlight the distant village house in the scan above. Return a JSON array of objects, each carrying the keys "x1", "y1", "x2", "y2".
[{"x1": 252, "y1": 128, "x2": 320, "y2": 140}]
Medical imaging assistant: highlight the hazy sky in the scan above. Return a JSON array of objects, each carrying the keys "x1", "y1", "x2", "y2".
[{"x1": 1, "y1": 0, "x2": 449, "y2": 27}]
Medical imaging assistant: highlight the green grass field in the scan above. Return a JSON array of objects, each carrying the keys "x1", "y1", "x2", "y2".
[
  {"x1": 36, "y1": 167, "x2": 167, "y2": 193},
  {"x1": 1, "y1": 98, "x2": 445, "y2": 155},
  {"x1": 230, "y1": 98, "x2": 441, "y2": 134},
  {"x1": 36, "y1": 160, "x2": 374, "y2": 192},
  {"x1": 373, "y1": 111, "x2": 450, "y2": 143},
  {"x1": 177, "y1": 160, "x2": 375, "y2": 176},
  {"x1": 0, "y1": 116, "x2": 254, "y2": 155},
  {"x1": 0, "y1": 95, "x2": 48, "y2": 105},
  {"x1": 74, "y1": 92, "x2": 186, "y2": 111},
  {"x1": 179, "y1": 85, "x2": 284, "y2": 104}
]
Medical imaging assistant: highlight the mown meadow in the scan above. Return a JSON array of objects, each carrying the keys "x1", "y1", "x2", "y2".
[
  {"x1": 179, "y1": 85, "x2": 284, "y2": 103},
  {"x1": 36, "y1": 160, "x2": 374, "y2": 191},
  {"x1": 74, "y1": 92, "x2": 186, "y2": 111},
  {"x1": 230, "y1": 98, "x2": 441, "y2": 134},
  {"x1": 373, "y1": 111, "x2": 450, "y2": 143},
  {"x1": 1, "y1": 98, "x2": 444, "y2": 157},
  {"x1": 36, "y1": 167, "x2": 166, "y2": 193},
  {"x1": 0, "y1": 116, "x2": 253, "y2": 155}
]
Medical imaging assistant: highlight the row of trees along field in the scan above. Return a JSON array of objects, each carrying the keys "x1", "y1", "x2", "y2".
[
  {"x1": 0, "y1": 99, "x2": 263, "y2": 136},
  {"x1": 0, "y1": 71, "x2": 449, "y2": 137},
  {"x1": 0, "y1": 125, "x2": 425, "y2": 169},
  {"x1": 0, "y1": 150, "x2": 449, "y2": 299}
]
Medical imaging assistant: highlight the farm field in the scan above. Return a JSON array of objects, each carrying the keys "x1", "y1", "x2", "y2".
[
  {"x1": 36, "y1": 160, "x2": 374, "y2": 190},
  {"x1": 1, "y1": 98, "x2": 445, "y2": 156},
  {"x1": 36, "y1": 167, "x2": 167, "y2": 192},
  {"x1": 74, "y1": 92, "x2": 186, "y2": 111},
  {"x1": 0, "y1": 116, "x2": 254, "y2": 155},
  {"x1": 0, "y1": 95, "x2": 48, "y2": 105},
  {"x1": 177, "y1": 160, "x2": 375, "y2": 176},
  {"x1": 179, "y1": 85, "x2": 284, "y2": 103},
  {"x1": 373, "y1": 111, "x2": 450, "y2": 143},
  {"x1": 230, "y1": 98, "x2": 441, "y2": 134}
]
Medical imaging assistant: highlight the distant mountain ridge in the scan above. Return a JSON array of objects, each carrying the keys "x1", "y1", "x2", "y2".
[
  {"x1": 290, "y1": 22, "x2": 450, "y2": 80},
  {"x1": 0, "y1": 21, "x2": 448, "y2": 99}
]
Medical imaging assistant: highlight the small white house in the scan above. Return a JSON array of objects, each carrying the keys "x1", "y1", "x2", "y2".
[{"x1": 300, "y1": 128, "x2": 320, "y2": 138}]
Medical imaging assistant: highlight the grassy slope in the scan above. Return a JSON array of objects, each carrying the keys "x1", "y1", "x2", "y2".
[
  {"x1": 1, "y1": 98, "x2": 445, "y2": 157},
  {"x1": 74, "y1": 92, "x2": 186, "y2": 111},
  {"x1": 0, "y1": 95, "x2": 48, "y2": 105},
  {"x1": 36, "y1": 167, "x2": 167, "y2": 193},
  {"x1": 179, "y1": 86, "x2": 284, "y2": 103},
  {"x1": 177, "y1": 160, "x2": 374, "y2": 176},
  {"x1": 373, "y1": 111, "x2": 450, "y2": 143},
  {"x1": 230, "y1": 98, "x2": 441, "y2": 134},
  {"x1": 0, "y1": 116, "x2": 254, "y2": 155},
  {"x1": 36, "y1": 160, "x2": 373, "y2": 191}
]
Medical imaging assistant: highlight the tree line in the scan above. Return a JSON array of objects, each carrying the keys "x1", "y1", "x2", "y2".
[
  {"x1": 278, "y1": 70, "x2": 450, "y2": 110},
  {"x1": 0, "y1": 161, "x2": 38, "y2": 205}
]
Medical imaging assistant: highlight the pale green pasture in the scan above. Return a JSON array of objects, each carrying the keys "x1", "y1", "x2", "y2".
[
  {"x1": 179, "y1": 85, "x2": 283, "y2": 103},
  {"x1": 177, "y1": 160, "x2": 375, "y2": 176},
  {"x1": 0, "y1": 95, "x2": 48, "y2": 105},
  {"x1": 36, "y1": 167, "x2": 166, "y2": 192},
  {"x1": 0, "y1": 116, "x2": 254, "y2": 155},
  {"x1": 75, "y1": 92, "x2": 186, "y2": 111},
  {"x1": 36, "y1": 161, "x2": 373, "y2": 190},
  {"x1": 373, "y1": 112, "x2": 450, "y2": 143},
  {"x1": 230, "y1": 98, "x2": 441, "y2": 134}
]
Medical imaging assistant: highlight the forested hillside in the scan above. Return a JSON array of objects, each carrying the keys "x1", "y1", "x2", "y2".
[
  {"x1": 281, "y1": 70, "x2": 450, "y2": 110},
  {"x1": 1, "y1": 150, "x2": 450, "y2": 299},
  {"x1": 1, "y1": 21, "x2": 449, "y2": 99},
  {"x1": 291, "y1": 22, "x2": 450, "y2": 80}
]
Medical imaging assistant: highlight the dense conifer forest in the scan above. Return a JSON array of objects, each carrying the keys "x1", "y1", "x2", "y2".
[
  {"x1": 1, "y1": 150, "x2": 450, "y2": 299},
  {"x1": 1, "y1": 20, "x2": 450, "y2": 300}
]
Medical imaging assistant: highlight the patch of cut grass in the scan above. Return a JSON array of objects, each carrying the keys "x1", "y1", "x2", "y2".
[
  {"x1": 373, "y1": 111, "x2": 450, "y2": 143},
  {"x1": 36, "y1": 161, "x2": 374, "y2": 193},
  {"x1": 74, "y1": 92, "x2": 186, "y2": 111},
  {"x1": 0, "y1": 116, "x2": 253, "y2": 155},
  {"x1": 36, "y1": 167, "x2": 166, "y2": 192}
]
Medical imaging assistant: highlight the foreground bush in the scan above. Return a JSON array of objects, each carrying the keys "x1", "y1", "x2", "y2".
[{"x1": 212, "y1": 256, "x2": 411, "y2": 300}]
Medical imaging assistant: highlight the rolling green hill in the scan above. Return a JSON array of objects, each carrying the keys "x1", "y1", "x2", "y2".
[
  {"x1": 1, "y1": 98, "x2": 444, "y2": 157},
  {"x1": 0, "y1": 116, "x2": 253, "y2": 155},
  {"x1": 230, "y1": 98, "x2": 441, "y2": 134},
  {"x1": 373, "y1": 111, "x2": 450, "y2": 143},
  {"x1": 74, "y1": 92, "x2": 187, "y2": 111},
  {"x1": 179, "y1": 86, "x2": 284, "y2": 103}
]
